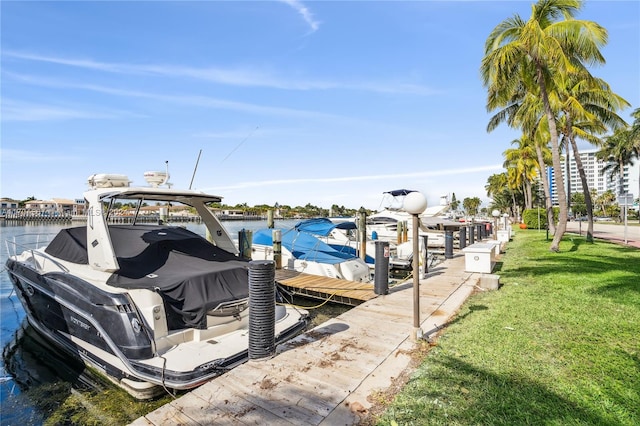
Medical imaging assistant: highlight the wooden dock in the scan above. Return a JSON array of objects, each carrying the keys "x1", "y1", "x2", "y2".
[
  {"x1": 130, "y1": 253, "x2": 481, "y2": 426},
  {"x1": 275, "y1": 269, "x2": 376, "y2": 306}
]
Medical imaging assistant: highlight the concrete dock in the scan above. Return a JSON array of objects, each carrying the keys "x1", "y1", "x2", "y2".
[{"x1": 130, "y1": 253, "x2": 481, "y2": 425}]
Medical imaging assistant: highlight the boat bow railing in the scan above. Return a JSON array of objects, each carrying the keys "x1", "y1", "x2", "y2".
[{"x1": 5, "y1": 233, "x2": 69, "y2": 274}]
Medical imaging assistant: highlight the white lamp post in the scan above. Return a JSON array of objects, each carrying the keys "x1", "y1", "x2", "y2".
[{"x1": 403, "y1": 191, "x2": 428, "y2": 340}]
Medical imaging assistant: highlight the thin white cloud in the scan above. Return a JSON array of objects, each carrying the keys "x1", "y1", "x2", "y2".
[
  {"x1": 203, "y1": 165, "x2": 503, "y2": 192},
  {"x1": 279, "y1": 0, "x2": 321, "y2": 34},
  {"x1": 1, "y1": 100, "x2": 121, "y2": 122},
  {"x1": 1, "y1": 148, "x2": 80, "y2": 163},
  {"x1": 3, "y1": 51, "x2": 438, "y2": 95},
  {"x1": 3, "y1": 72, "x2": 341, "y2": 120}
]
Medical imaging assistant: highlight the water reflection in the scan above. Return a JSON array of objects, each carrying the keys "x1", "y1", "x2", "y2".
[{"x1": 2, "y1": 320, "x2": 111, "y2": 424}]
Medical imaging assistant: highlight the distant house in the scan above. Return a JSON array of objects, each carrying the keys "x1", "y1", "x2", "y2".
[
  {"x1": 24, "y1": 200, "x2": 57, "y2": 215},
  {"x1": 219, "y1": 209, "x2": 246, "y2": 218},
  {"x1": 0, "y1": 198, "x2": 19, "y2": 216},
  {"x1": 22, "y1": 198, "x2": 84, "y2": 216},
  {"x1": 52, "y1": 198, "x2": 85, "y2": 215}
]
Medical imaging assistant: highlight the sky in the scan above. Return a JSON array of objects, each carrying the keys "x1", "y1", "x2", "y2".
[{"x1": 1, "y1": 1, "x2": 639, "y2": 211}]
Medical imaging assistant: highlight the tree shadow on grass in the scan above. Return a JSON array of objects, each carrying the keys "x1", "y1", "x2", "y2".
[
  {"x1": 423, "y1": 304, "x2": 488, "y2": 338},
  {"x1": 501, "y1": 238, "x2": 639, "y2": 278},
  {"x1": 393, "y1": 356, "x2": 626, "y2": 425},
  {"x1": 568, "y1": 236, "x2": 586, "y2": 252},
  {"x1": 501, "y1": 248, "x2": 639, "y2": 306}
]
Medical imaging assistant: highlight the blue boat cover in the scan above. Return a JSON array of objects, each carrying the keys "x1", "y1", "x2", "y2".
[
  {"x1": 253, "y1": 227, "x2": 357, "y2": 265},
  {"x1": 293, "y1": 218, "x2": 356, "y2": 236}
]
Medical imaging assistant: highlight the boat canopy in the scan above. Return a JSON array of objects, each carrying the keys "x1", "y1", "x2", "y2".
[
  {"x1": 253, "y1": 228, "x2": 357, "y2": 265},
  {"x1": 45, "y1": 225, "x2": 248, "y2": 330},
  {"x1": 384, "y1": 189, "x2": 416, "y2": 196},
  {"x1": 294, "y1": 218, "x2": 356, "y2": 237}
]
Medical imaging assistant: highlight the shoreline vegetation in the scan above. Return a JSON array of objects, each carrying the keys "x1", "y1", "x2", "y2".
[{"x1": 367, "y1": 229, "x2": 639, "y2": 425}]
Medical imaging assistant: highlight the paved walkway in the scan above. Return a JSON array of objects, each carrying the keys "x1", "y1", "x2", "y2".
[
  {"x1": 565, "y1": 221, "x2": 640, "y2": 249},
  {"x1": 130, "y1": 253, "x2": 481, "y2": 425}
]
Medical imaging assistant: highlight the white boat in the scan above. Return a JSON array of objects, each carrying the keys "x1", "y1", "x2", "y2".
[
  {"x1": 294, "y1": 218, "x2": 420, "y2": 274},
  {"x1": 251, "y1": 222, "x2": 372, "y2": 283},
  {"x1": 366, "y1": 189, "x2": 451, "y2": 247},
  {"x1": 4, "y1": 171, "x2": 308, "y2": 399}
]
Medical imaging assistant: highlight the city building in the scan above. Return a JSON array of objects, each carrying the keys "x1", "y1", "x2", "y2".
[{"x1": 548, "y1": 149, "x2": 639, "y2": 209}]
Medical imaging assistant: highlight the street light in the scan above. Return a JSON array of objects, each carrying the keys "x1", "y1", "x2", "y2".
[{"x1": 403, "y1": 191, "x2": 428, "y2": 341}]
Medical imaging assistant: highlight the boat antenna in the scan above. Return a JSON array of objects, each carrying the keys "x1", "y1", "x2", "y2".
[
  {"x1": 189, "y1": 149, "x2": 202, "y2": 190},
  {"x1": 163, "y1": 160, "x2": 171, "y2": 188},
  {"x1": 220, "y1": 125, "x2": 259, "y2": 164}
]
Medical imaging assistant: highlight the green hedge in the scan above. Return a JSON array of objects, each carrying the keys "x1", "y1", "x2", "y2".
[{"x1": 522, "y1": 207, "x2": 558, "y2": 229}]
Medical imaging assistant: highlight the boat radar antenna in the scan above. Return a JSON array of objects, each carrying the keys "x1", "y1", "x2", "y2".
[{"x1": 143, "y1": 161, "x2": 172, "y2": 188}]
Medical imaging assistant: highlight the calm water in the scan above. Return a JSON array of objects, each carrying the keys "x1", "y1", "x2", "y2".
[{"x1": 0, "y1": 219, "x2": 299, "y2": 425}]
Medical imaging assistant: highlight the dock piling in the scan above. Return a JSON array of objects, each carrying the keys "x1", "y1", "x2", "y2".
[
  {"x1": 374, "y1": 241, "x2": 389, "y2": 295},
  {"x1": 445, "y1": 230, "x2": 453, "y2": 259},
  {"x1": 248, "y1": 260, "x2": 276, "y2": 361}
]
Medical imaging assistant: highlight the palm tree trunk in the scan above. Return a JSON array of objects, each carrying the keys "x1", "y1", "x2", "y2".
[
  {"x1": 535, "y1": 144, "x2": 556, "y2": 234},
  {"x1": 537, "y1": 65, "x2": 567, "y2": 252},
  {"x1": 568, "y1": 134, "x2": 594, "y2": 242}
]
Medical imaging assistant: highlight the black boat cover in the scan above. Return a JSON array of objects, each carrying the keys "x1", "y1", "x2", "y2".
[{"x1": 45, "y1": 225, "x2": 249, "y2": 330}]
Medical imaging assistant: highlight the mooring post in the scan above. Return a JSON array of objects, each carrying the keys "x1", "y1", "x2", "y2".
[
  {"x1": 248, "y1": 260, "x2": 275, "y2": 361},
  {"x1": 267, "y1": 209, "x2": 274, "y2": 229},
  {"x1": 397, "y1": 221, "x2": 403, "y2": 245},
  {"x1": 238, "y1": 229, "x2": 252, "y2": 259},
  {"x1": 421, "y1": 235, "x2": 429, "y2": 278},
  {"x1": 272, "y1": 229, "x2": 282, "y2": 269},
  {"x1": 403, "y1": 220, "x2": 409, "y2": 243},
  {"x1": 359, "y1": 210, "x2": 367, "y2": 262},
  {"x1": 374, "y1": 241, "x2": 389, "y2": 295},
  {"x1": 469, "y1": 224, "x2": 475, "y2": 244},
  {"x1": 445, "y1": 230, "x2": 453, "y2": 259},
  {"x1": 459, "y1": 226, "x2": 466, "y2": 250}
]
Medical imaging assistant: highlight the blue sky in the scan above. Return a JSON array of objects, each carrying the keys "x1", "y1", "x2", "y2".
[{"x1": 1, "y1": 1, "x2": 638, "y2": 210}]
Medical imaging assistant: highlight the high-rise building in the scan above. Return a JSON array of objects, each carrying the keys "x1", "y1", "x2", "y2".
[{"x1": 547, "y1": 149, "x2": 639, "y2": 207}]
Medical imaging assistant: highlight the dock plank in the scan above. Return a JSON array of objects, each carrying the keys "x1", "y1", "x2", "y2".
[
  {"x1": 189, "y1": 382, "x2": 296, "y2": 425},
  {"x1": 275, "y1": 269, "x2": 376, "y2": 305},
  {"x1": 131, "y1": 254, "x2": 481, "y2": 426}
]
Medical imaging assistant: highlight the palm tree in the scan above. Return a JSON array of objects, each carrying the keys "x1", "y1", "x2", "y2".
[
  {"x1": 555, "y1": 74, "x2": 629, "y2": 241},
  {"x1": 486, "y1": 172, "x2": 522, "y2": 220},
  {"x1": 595, "y1": 190, "x2": 616, "y2": 217},
  {"x1": 488, "y1": 90, "x2": 556, "y2": 233},
  {"x1": 503, "y1": 136, "x2": 539, "y2": 210},
  {"x1": 481, "y1": 0, "x2": 608, "y2": 252},
  {"x1": 463, "y1": 197, "x2": 482, "y2": 218}
]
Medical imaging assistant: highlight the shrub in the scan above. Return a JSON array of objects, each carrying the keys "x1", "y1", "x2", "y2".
[{"x1": 522, "y1": 208, "x2": 546, "y2": 229}]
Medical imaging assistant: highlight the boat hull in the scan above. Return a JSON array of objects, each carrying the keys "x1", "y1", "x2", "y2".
[{"x1": 5, "y1": 259, "x2": 308, "y2": 399}]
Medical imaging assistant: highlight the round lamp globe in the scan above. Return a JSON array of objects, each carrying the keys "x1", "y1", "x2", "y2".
[{"x1": 404, "y1": 191, "x2": 428, "y2": 214}]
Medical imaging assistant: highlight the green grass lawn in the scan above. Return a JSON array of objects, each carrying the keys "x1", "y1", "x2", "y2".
[{"x1": 376, "y1": 230, "x2": 640, "y2": 425}]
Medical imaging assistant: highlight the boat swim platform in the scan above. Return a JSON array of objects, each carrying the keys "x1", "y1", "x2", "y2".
[
  {"x1": 129, "y1": 253, "x2": 482, "y2": 426},
  {"x1": 275, "y1": 269, "x2": 376, "y2": 306}
]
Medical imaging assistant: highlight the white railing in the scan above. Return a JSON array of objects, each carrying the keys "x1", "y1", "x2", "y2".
[{"x1": 5, "y1": 233, "x2": 68, "y2": 274}]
